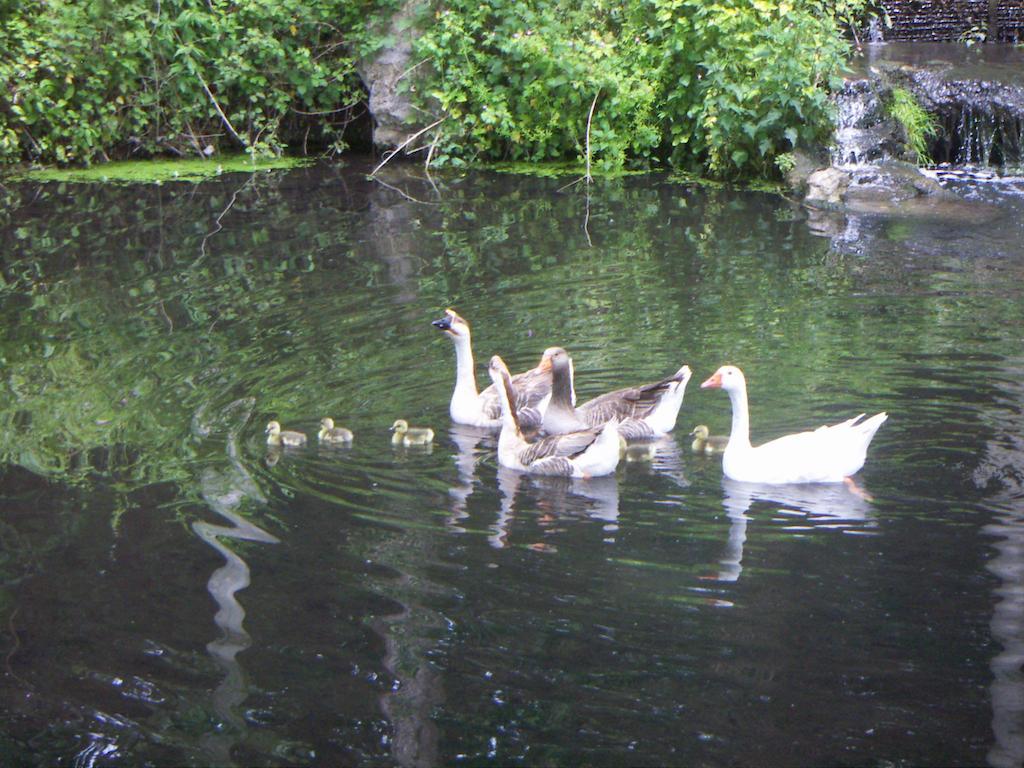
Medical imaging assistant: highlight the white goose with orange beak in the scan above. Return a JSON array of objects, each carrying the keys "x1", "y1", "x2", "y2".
[{"x1": 701, "y1": 365, "x2": 887, "y2": 484}]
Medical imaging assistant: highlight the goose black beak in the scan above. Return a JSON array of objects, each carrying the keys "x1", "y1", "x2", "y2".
[{"x1": 432, "y1": 314, "x2": 452, "y2": 332}]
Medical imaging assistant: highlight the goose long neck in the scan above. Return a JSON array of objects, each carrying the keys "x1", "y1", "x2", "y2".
[
  {"x1": 496, "y1": 371, "x2": 522, "y2": 437},
  {"x1": 452, "y1": 333, "x2": 479, "y2": 399},
  {"x1": 551, "y1": 359, "x2": 574, "y2": 409},
  {"x1": 727, "y1": 383, "x2": 752, "y2": 449}
]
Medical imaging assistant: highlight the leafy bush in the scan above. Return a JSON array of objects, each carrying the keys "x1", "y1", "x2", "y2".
[
  {"x1": 0, "y1": 0, "x2": 388, "y2": 165},
  {"x1": 416, "y1": 0, "x2": 860, "y2": 177},
  {"x1": 1, "y1": 0, "x2": 863, "y2": 178}
]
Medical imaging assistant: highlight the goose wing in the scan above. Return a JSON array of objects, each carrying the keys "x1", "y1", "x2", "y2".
[
  {"x1": 480, "y1": 366, "x2": 553, "y2": 420},
  {"x1": 517, "y1": 426, "x2": 603, "y2": 465},
  {"x1": 522, "y1": 456, "x2": 575, "y2": 476},
  {"x1": 577, "y1": 372, "x2": 682, "y2": 425}
]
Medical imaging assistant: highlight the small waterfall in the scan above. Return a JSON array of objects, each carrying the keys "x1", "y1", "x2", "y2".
[
  {"x1": 835, "y1": 46, "x2": 1024, "y2": 173},
  {"x1": 830, "y1": 80, "x2": 893, "y2": 167},
  {"x1": 867, "y1": 17, "x2": 884, "y2": 43},
  {"x1": 935, "y1": 106, "x2": 1024, "y2": 167}
]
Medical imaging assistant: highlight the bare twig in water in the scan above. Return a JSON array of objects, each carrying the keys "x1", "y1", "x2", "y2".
[
  {"x1": 424, "y1": 128, "x2": 443, "y2": 195},
  {"x1": 556, "y1": 176, "x2": 586, "y2": 193},
  {"x1": 425, "y1": 128, "x2": 442, "y2": 170},
  {"x1": 4, "y1": 607, "x2": 31, "y2": 691},
  {"x1": 585, "y1": 91, "x2": 599, "y2": 184},
  {"x1": 370, "y1": 117, "x2": 446, "y2": 177},
  {"x1": 583, "y1": 186, "x2": 593, "y2": 247},
  {"x1": 557, "y1": 92, "x2": 601, "y2": 194},
  {"x1": 157, "y1": 300, "x2": 174, "y2": 333},
  {"x1": 371, "y1": 176, "x2": 438, "y2": 206},
  {"x1": 195, "y1": 175, "x2": 256, "y2": 264}
]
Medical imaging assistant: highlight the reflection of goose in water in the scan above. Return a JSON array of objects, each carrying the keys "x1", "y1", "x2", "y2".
[
  {"x1": 492, "y1": 467, "x2": 620, "y2": 548},
  {"x1": 446, "y1": 424, "x2": 493, "y2": 530},
  {"x1": 191, "y1": 398, "x2": 280, "y2": 764},
  {"x1": 713, "y1": 479, "x2": 876, "y2": 583},
  {"x1": 620, "y1": 435, "x2": 689, "y2": 489}
]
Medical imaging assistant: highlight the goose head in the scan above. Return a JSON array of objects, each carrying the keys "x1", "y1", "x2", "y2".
[
  {"x1": 265, "y1": 421, "x2": 282, "y2": 437},
  {"x1": 390, "y1": 419, "x2": 409, "y2": 434},
  {"x1": 487, "y1": 354, "x2": 512, "y2": 385},
  {"x1": 547, "y1": 347, "x2": 570, "y2": 371},
  {"x1": 689, "y1": 424, "x2": 710, "y2": 440},
  {"x1": 538, "y1": 346, "x2": 563, "y2": 371},
  {"x1": 701, "y1": 365, "x2": 745, "y2": 393},
  {"x1": 320, "y1": 417, "x2": 336, "y2": 430},
  {"x1": 489, "y1": 355, "x2": 523, "y2": 433},
  {"x1": 432, "y1": 308, "x2": 469, "y2": 339}
]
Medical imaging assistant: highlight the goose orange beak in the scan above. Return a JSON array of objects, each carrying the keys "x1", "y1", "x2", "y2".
[{"x1": 701, "y1": 371, "x2": 722, "y2": 389}]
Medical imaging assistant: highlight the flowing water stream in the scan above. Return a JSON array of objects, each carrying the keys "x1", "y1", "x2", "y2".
[{"x1": 1, "y1": 159, "x2": 1023, "y2": 766}]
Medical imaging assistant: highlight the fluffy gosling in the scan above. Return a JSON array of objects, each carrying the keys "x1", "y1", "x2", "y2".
[
  {"x1": 689, "y1": 424, "x2": 728, "y2": 455},
  {"x1": 318, "y1": 417, "x2": 353, "y2": 444},
  {"x1": 266, "y1": 421, "x2": 307, "y2": 447},
  {"x1": 390, "y1": 419, "x2": 434, "y2": 446}
]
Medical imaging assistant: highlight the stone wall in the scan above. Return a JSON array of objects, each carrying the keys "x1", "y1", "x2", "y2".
[{"x1": 880, "y1": 1, "x2": 1024, "y2": 43}]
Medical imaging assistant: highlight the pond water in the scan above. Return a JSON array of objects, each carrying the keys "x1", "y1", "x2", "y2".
[{"x1": 1, "y1": 160, "x2": 1023, "y2": 767}]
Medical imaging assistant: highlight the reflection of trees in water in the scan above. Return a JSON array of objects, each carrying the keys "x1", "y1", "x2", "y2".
[
  {"x1": 191, "y1": 398, "x2": 281, "y2": 765},
  {"x1": 361, "y1": 527, "x2": 445, "y2": 768},
  {"x1": 974, "y1": 358, "x2": 1024, "y2": 768}
]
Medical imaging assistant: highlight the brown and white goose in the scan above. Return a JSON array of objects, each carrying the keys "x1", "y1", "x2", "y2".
[
  {"x1": 489, "y1": 356, "x2": 620, "y2": 478},
  {"x1": 541, "y1": 348, "x2": 692, "y2": 440},
  {"x1": 433, "y1": 308, "x2": 554, "y2": 429}
]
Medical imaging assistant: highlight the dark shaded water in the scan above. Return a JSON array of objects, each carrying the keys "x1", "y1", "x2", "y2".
[{"x1": 1, "y1": 160, "x2": 1023, "y2": 766}]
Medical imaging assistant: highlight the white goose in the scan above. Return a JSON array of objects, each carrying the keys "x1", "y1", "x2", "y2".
[
  {"x1": 542, "y1": 348, "x2": 692, "y2": 440},
  {"x1": 701, "y1": 365, "x2": 887, "y2": 484},
  {"x1": 433, "y1": 308, "x2": 554, "y2": 429},
  {"x1": 489, "y1": 356, "x2": 620, "y2": 478}
]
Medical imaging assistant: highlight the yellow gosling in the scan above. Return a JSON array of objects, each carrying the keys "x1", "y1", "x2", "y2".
[
  {"x1": 391, "y1": 419, "x2": 434, "y2": 446},
  {"x1": 689, "y1": 424, "x2": 728, "y2": 454},
  {"x1": 318, "y1": 417, "x2": 353, "y2": 444},
  {"x1": 266, "y1": 420, "x2": 307, "y2": 447}
]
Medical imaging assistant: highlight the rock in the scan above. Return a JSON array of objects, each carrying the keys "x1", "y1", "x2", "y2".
[
  {"x1": 357, "y1": 0, "x2": 433, "y2": 150},
  {"x1": 805, "y1": 160, "x2": 994, "y2": 222},
  {"x1": 784, "y1": 148, "x2": 830, "y2": 196},
  {"x1": 805, "y1": 167, "x2": 851, "y2": 209}
]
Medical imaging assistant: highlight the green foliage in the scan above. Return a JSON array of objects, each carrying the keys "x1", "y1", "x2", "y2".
[
  {"x1": 1, "y1": 0, "x2": 860, "y2": 177},
  {"x1": 886, "y1": 87, "x2": 938, "y2": 165},
  {"x1": 16, "y1": 155, "x2": 307, "y2": 183},
  {"x1": 0, "y1": 0, "x2": 391, "y2": 166},
  {"x1": 416, "y1": 0, "x2": 859, "y2": 178}
]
